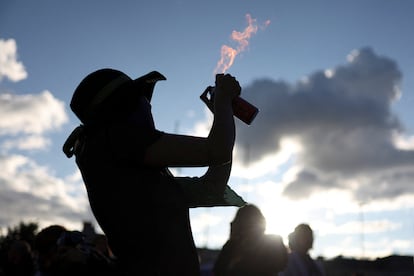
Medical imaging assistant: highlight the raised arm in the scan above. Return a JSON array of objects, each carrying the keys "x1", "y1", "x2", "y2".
[
  {"x1": 144, "y1": 74, "x2": 239, "y2": 167},
  {"x1": 207, "y1": 74, "x2": 239, "y2": 165}
]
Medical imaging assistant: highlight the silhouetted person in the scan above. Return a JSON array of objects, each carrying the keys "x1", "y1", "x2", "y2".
[
  {"x1": 34, "y1": 225, "x2": 117, "y2": 276},
  {"x1": 1, "y1": 239, "x2": 34, "y2": 276},
  {"x1": 91, "y1": 234, "x2": 114, "y2": 261},
  {"x1": 214, "y1": 204, "x2": 288, "y2": 276},
  {"x1": 54, "y1": 230, "x2": 117, "y2": 276},
  {"x1": 63, "y1": 69, "x2": 245, "y2": 275},
  {"x1": 33, "y1": 224, "x2": 67, "y2": 276},
  {"x1": 279, "y1": 223, "x2": 325, "y2": 276}
]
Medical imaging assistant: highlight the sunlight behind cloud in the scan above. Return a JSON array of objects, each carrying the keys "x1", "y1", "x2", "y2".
[
  {"x1": 324, "y1": 69, "x2": 335, "y2": 78},
  {"x1": 232, "y1": 137, "x2": 302, "y2": 179},
  {"x1": 393, "y1": 132, "x2": 414, "y2": 150},
  {"x1": 190, "y1": 211, "x2": 223, "y2": 233},
  {"x1": 259, "y1": 184, "x2": 355, "y2": 239},
  {"x1": 346, "y1": 49, "x2": 360, "y2": 63}
]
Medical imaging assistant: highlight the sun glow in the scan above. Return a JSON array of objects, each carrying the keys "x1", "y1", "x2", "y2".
[
  {"x1": 258, "y1": 180, "x2": 357, "y2": 244},
  {"x1": 393, "y1": 132, "x2": 414, "y2": 150},
  {"x1": 261, "y1": 195, "x2": 310, "y2": 239}
]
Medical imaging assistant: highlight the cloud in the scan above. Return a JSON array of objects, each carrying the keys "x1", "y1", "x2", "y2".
[
  {"x1": 0, "y1": 153, "x2": 93, "y2": 231},
  {"x1": 0, "y1": 90, "x2": 68, "y2": 153},
  {"x1": 234, "y1": 47, "x2": 414, "y2": 202},
  {"x1": 1, "y1": 135, "x2": 51, "y2": 151},
  {"x1": 0, "y1": 38, "x2": 91, "y2": 232},
  {"x1": 0, "y1": 91, "x2": 68, "y2": 136},
  {"x1": 0, "y1": 39, "x2": 27, "y2": 82},
  {"x1": 0, "y1": 38, "x2": 68, "y2": 150}
]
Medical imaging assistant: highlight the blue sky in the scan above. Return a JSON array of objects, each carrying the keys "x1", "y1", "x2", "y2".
[{"x1": 1, "y1": 0, "x2": 414, "y2": 259}]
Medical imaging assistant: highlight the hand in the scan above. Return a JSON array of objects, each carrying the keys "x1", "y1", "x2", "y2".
[{"x1": 214, "y1": 74, "x2": 241, "y2": 103}]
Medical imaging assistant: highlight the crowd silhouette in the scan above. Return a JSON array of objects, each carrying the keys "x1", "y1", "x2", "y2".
[
  {"x1": 0, "y1": 217, "x2": 322, "y2": 276},
  {"x1": 3, "y1": 218, "x2": 414, "y2": 275},
  {"x1": 0, "y1": 223, "x2": 117, "y2": 276}
]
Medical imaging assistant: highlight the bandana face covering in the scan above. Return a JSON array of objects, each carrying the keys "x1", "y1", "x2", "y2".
[{"x1": 128, "y1": 96, "x2": 156, "y2": 129}]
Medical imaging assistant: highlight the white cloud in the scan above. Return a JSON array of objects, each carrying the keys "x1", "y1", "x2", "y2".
[
  {"x1": 0, "y1": 38, "x2": 89, "y2": 232},
  {"x1": 0, "y1": 39, "x2": 27, "y2": 82},
  {"x1": 1, "y1": 134, "x2": 51, "y2": 151},
  {"x1": 393, "y1": 132, "x2": 414, "y2": 150},
  {"x1": 190, "y1": 211, "x2": 224, "y2": 232},
  {"x1": 0, "y1": 154, "x2": 93, "y2": 232},
  {"x1": 0, "y1": 91, "x2": 68, "y2": 136},
  {"x1": 319, "y1": 219, "x2": 400, "y2": 236},
  {"x1": 232, "y1": 136, "x2": 302, "y2": 179}
]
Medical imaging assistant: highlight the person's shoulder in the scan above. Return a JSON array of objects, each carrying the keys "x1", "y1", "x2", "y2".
[
  {"x1": 260, "y1": 234, "x2": 288, "y2": 269},
  {"x1": 263, "y1": 233, "x2": 284, "y2": 245}
]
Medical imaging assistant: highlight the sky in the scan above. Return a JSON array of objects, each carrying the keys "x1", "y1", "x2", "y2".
[{"x1": 1, "y1": 0, "x2": 414, "y2": 260}]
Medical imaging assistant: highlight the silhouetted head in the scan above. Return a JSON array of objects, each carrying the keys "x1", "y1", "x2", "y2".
[
  {"x1": 34, "y1": 225, "x2": 67, "y2": 255},
  {"x1": 230, "y1": 204, "x2": 266, "y2": 239},
  {"x1": 3, "y1": 240, "x2": 34, "y2": 276},
  {"x1": 288, "y1": 223, "x2": 314, "y2": 254},
  {"x1": 34, "y1": 225, "x2": 67, "y2": 272},
  {"x1": 6, "y1": 240, "x2": 32, "y2": 264},
  {"x1": 70, "y1": 69, "x2": 166, "y2": 124}
]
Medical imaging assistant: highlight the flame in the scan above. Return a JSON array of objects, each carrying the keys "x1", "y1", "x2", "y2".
[{"x1": 214, "y1": 14, "x2": 270, "y2": 74}]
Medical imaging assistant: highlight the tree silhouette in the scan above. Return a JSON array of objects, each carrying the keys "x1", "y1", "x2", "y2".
[{"x1": 0, "y1": 221, "x2": 39, "y2": 249}]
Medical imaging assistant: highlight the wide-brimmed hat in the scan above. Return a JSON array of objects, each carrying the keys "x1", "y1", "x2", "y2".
[{"x1": 70, "y1": 68, "x2": 166, "y2": 123}]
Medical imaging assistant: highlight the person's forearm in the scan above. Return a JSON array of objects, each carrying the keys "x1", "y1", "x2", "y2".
[
  {"x1": 203, "y1": 161, "x2": 232, "y2": 195},
  {"x1": 207, "y1": 88, "x2": 236, "y2": 165}
]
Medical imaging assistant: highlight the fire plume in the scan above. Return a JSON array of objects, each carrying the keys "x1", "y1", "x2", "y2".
[{"x1": 214, "y1": 14, "x2": 270, "y2": 74}]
